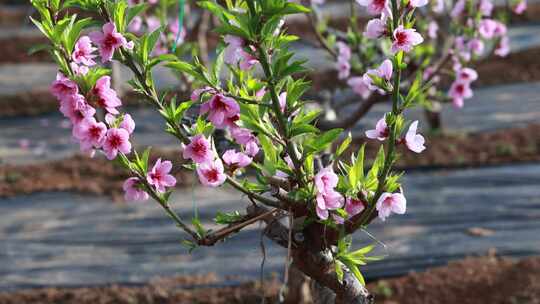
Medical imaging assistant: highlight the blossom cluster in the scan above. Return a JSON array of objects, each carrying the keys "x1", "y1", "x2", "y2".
[
  {"x1": 184, "y1": 88, "x2": 260, "y2": 187},
  {"x1": 324, "y1": 0, "x2": 526, "y2": 110},
  {"x1": 49, "y1": 22, "x2": 176, "y2": 202}
]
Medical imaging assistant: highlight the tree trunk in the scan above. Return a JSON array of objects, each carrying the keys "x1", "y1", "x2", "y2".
[
  {"x1": 257, "y1": 206, "x2": 374, "y2": 304},
  {"x1": 424, "y1": 102, "x2": 442, "y2": 131}
]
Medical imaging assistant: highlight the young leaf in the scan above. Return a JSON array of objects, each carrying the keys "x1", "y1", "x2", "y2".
[{"x1": 336, "y1": 132, "x2": 352, "y2": 157}]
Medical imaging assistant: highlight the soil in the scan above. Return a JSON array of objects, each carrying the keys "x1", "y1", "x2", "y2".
[
  {"x1": 473, "y1": 47, "x2": 540, "y2": 87},
  {"x1": 359, "y1": 123, "x2": 540, "y2": 169},
  {"x1": 2, "y1": 123, "x2": 540, "y2": 198},
  {"x1": 0, "y1": 255, "x2": 538, "y2": 304},
  {"x1": 0, "y1": 150, "x2": 194, "y2": 200}
]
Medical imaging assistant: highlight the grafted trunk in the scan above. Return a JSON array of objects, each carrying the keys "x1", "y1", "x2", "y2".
[{"x1": 254, "y1": 205, "x2": 374, "y2": 304}]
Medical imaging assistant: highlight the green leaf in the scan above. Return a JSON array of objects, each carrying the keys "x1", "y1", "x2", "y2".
[
  {"x1": 348, "y1": 144, "x2": 365, "y2": 189},
  {"x1": 305, "y1": 128, "x2": 343, "y2": 154},
  {"x1": 192, "y1": 217, "x2": 207, "y2": 238},
  {"x1": 349, "y1": 263, "x2": 366, "y2": 286},
  {"x1": 146, "y1": 27, "x2": 163, "y2": 62},
  {"x1": 290, "y1": 124, "x2": 319, "y2": 138},
  {"x1": 350, "y1": 244, "x2": 375, "y2": 257},
  {"x1": 214, "y1": 211, "x2": 243, "y2": 224},
  {"x1": 126, "y1": 3, "x2": 147, "y2": 28},
  {"x1": 292, "y1": 109, "x2": 321, "y2": 125},
  {"x1": 282, "y1": 2, "x2": 310, "y2": 14},
  {"x1": 336, "y1": 132, "x2": 352, "y2": 157},
  {"x1": 335, "y1": 261, "x2": 344, "y2": 283},
  {"x1": 27, "y1": 44, "x2": 53, "y2": 55},
  {"x1": 166, "y1": 60, "x2": 197, "y2": 77}
]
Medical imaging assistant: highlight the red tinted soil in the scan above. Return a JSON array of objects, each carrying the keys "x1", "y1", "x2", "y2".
[
  {"x1": 0, "y1": 150, "x2": 194, "y2": 200},
  {"x1": 371, "y1": 256, "x2": 540, "y2": 304},
  {"x1": 364, "y1": 123, "x2": 540, "y2": 169},
  {"x1": 0, "y1": 256, "x2": 538, "y2": 304}
]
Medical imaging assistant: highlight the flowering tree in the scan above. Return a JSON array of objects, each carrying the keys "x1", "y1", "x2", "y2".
[
  {"x1": 309, "y1": 0, "x2": 526, "y2": 131},
  {"x1": 29, "y1": 0, "x2": 523, "y2": 302}
]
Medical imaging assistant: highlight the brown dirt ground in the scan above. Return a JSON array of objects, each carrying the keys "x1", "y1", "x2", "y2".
[
  {"x1": 0, "y1": 255, "x2": 538, "y2": 304},
  {"x1": 2, "y1": 123, "x2": 540, "y2": 199},
  {"x1": 0, "y1": 150, "x2": 195, "y2": 200},
  {"x1": 360, "y1": 123, "x2": 540, "y2": 169}
]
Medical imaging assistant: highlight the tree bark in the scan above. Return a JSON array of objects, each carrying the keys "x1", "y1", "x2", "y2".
[{"x1": 252, "y1": 205, "x2": 374, "y2": 304}]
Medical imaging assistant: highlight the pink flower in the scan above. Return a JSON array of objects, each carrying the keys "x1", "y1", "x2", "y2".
[
  {"x1": 495, "y1": 36, "x2": 510, "y2": 57},
  {"x1": 223, "y1": 35, "x2": 244, "y2": 65},
  {"x1": 363, "y1": 59, "x2": 393, "y2": 93},
  {"x1": 183, "y1": 134, "x2": 214, "y2": 164},
  {"x1": 146, "y1": 16, "x2": 161, "y2": 32},
  {"x1": 467, "y1": 38, "x2": 485, "y2": 56},
  {"x1": 91, "y1": 76, "x2": 122, "y2": 114},
  {"x1": 230, "y1": 127, "x2": 256, "y2": 145},
  {"x1": 514, "y1": 0, "x2": 527, "y2": 14},
  {"x1": 70, "y1": 62, "x2": 89, "y2": 75},
  {"x1": 316, "y1": 190, "x2": 344, "y2": 220},
  {"x1": 147, "y1": 158, "x2": 177, "y2": 193},
  {"x1": 404, "y1": 121, "x2": 426, "y2": 153},
  {"x1": 336, "y1": 42, "x2": 351, "y2": 79},
  {"x1": 356, "y1": 0, "x2": 389, "y2": 15},
  {"x1": 59, "y1": 93, "x2": 96, "y2": 124},
  {"x1": 197, "y1": 159, "x2": 227, "y2": 187},
  {"x1": 493, "y1": 22, "x2": 507, "y2": 37},
  {"x1": 72, "y1": 36, "x2": 97, "y2": 66},
  {"x1": 364, "y1": 17, "x2": 386, "y2": 39},
  {"x1": 278, "y1": 92, "x2": 287, "y2": 112},
  {"x1": 314, "y1": 166, "x2": 339, "y2": 194},
  {"x1": 456, "y1": 67, "x2": 478, "y2": 83},
  {"x1": 50, "y1": 73, "x2": 78, "y2": 101},
  {"x1": 448, "y1": 81, "x2": 473, "y2": 108},
  {"x1": 391, "y1": 26, "x2": 424, "y2": 53},
  {"x1": 120, "y1": 114, "x2": 135, "y2": 134},
  {"x1": 409, "y1": 0, "x2": 428, "y2": 7},
  {"x1": 347, "y1": 77, "x2": 371, "y2": 100},
  {"x1": 200, "y1": 94, "x2": 240, "y2": 129},
  {"x1": 451, "y1": 0, "x2": 465, "y2": 17},
  {"x1": 103, "y1": 128, "x2": 131, "y2": 160},
  {"x1": 19, "y1": 139, "x2": 30, "y2": 150},
  {"x1": 479, "y1": 0, "x2": 494, "y2": 16},
  {"x1": 238, "y1": 48, "x2": 259, "y2": 70},
  {"x1": 123, "y1": 177, "x2": 149, "y2": 201},
  {"x1": 89, "y1": 22, "x2": 133, "y2": 63},
  {"x1": 376, "y1": 192, "x2": 406, "y2": 221},
  {"x1": 428, "y1": 21, "x2": 438, "y2": 39},
  {"x1": 345, "y1": 197, "x2": 365, "y2": 218},
  {"x1": 337, "y1": 60, "x2": 351, "y2": 80},
  {"x1": 478, "y1": 19, "x2": 498, "y2": 39},
  {"x1": 433, "y1": 0, "x2": 444, "y2": 13},
  {"x1": 366, "y1": 114, "x2": 389, "y2": 141},
  {"x1": 222, "y1": 149, "x2": 252, "y2": 169},
  {"x1": 73, "y1": 117, "x2": 107, "y2": 152},
  {"x1": 245, "y1": 140, "x2": 260, "y2": 157},
  {"x1": 128, "y1": 16, "x2": 143, "y2": 33},
  {"x1": 190, "y1": 86, "x2": 214, "y2": 101}
]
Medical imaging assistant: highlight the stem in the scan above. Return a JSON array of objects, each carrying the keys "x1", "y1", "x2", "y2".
[
  {"x1": 308, "y1": 4, "x2": 338, "y2": 59},
  {"x1": 354, "y1": 0, "x2": 403, "y2": 229},
  {"x1": 128, "y1": 163, "x2": 200, "y2": 240},
  {"x1": 254, "y1": 45, "x2": 306, "y2": 187},
  {"x1": 226, "y1": 176, "x2": 288, "y2": 209}
]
